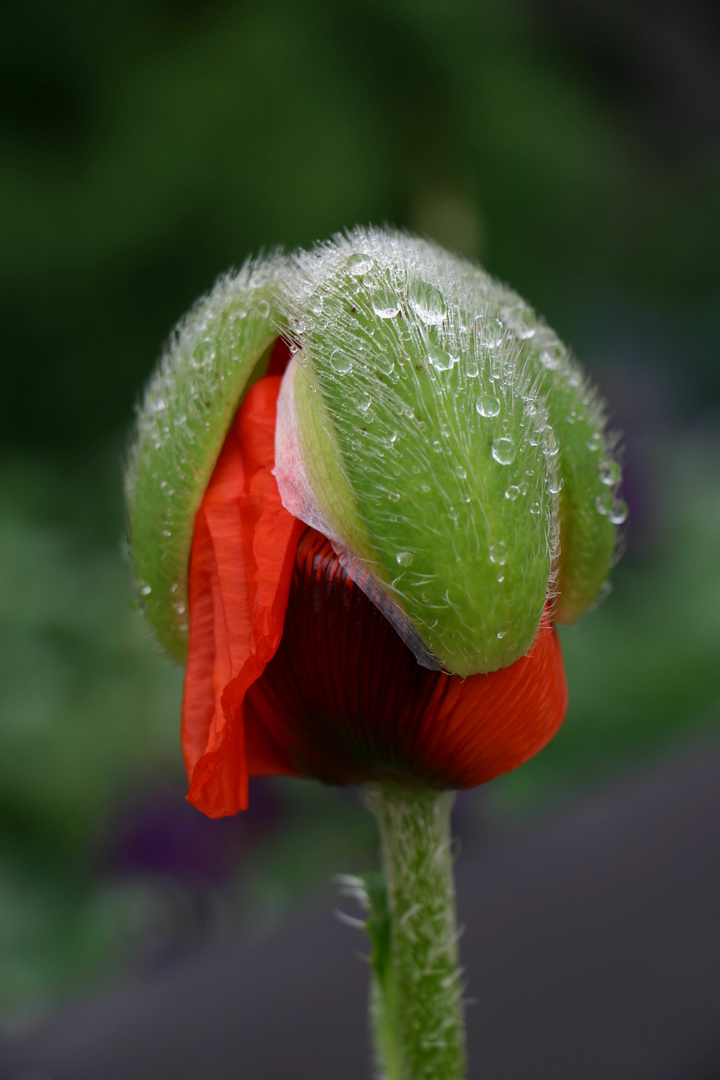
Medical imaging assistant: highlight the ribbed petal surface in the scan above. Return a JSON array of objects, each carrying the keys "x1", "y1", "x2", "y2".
[{"x1": 248, "y1": 530, "x2": 568, "y2": 790}]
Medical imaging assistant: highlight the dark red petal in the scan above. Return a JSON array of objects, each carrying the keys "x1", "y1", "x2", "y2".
[
  {"x1": 266, "y1": 336, "x2": 293, "y2": 377},
  {"x1": 248, "y1": 530, "x2": 567, "y2": 789},
  {"x1": 182, "y1": 376, "x2": 304, "y2": 818}
]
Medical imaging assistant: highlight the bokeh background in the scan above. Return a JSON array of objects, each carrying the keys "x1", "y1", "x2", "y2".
[{"x1": 1, "y1": 0, "x2": 719, "y2": 1056}]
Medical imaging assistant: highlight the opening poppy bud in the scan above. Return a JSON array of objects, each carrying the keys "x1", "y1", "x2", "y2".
[{"x1": 125, "y1": 227, "x2": 624, "y2": 815}]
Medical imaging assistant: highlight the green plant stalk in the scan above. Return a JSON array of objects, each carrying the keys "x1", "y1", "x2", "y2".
[{"x1": 363, "y1": 784, "x2": 466, "y2": 1080}]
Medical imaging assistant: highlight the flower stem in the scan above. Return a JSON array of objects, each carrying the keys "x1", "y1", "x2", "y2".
[{"x1": 363, "y1": 784, "x2": 466, "y2": 1080}]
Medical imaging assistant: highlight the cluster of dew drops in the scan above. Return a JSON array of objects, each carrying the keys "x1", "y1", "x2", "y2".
[
  {"x1": 316, "y1": 249, "x2": 626, "y2": 592},
  {"x1": 491, "y1": 294, "x2": 627, "y2": 531},
  {"x1": 347, "y1": 252, "x2": 537, "y2": 578}
]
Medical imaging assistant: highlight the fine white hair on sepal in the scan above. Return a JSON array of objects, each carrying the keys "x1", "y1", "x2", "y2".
[
  {"x1": 126, "y1": 250, "x2": 289, "y2": 660},
  {"x1": 273, "y1": 226, "x2": 565, "y2": 675}
]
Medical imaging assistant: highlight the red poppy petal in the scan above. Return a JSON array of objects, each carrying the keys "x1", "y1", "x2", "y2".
[
  {"x1": 250, "y1": 531, "x2": 567, "y2": 789},
  {"x1": 415, "y1": 616, "x2": 566, "y2": 787},
  {"x1": 266, "y1": 336, "x2": 293, "y2": 377},
  {"x1": 182, "y1": 376, "x2": 304, "y2": 818}
]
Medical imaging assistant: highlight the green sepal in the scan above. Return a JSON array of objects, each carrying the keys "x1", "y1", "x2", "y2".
[
  {"x1": 488, "y1": 287, "x2": 623, "y2": 622},
  {"x1": 280, "y1": 233, "x2": 557, "y2": 676},
  {"x1": 125, "y1": 256, "x2": 287, "y2": 660}
]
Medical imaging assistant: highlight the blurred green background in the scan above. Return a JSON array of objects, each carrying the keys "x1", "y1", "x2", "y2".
[{"x1": 1, "y1": 0, "x2": 719, "y2": 1030}]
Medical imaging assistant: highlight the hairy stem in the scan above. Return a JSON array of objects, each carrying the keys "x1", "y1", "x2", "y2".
[{"x1": 363, "y1": 784, "x2": 466, "y2": 1080}]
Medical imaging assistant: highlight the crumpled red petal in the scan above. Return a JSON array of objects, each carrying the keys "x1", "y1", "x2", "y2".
[{"x1": 182, "y1": 375, "x2": 304, "y2": 818}]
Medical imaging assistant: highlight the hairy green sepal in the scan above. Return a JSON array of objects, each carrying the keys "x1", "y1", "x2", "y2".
[
  {"x1": 475, "y1": 284, "x2": 621, "y2": 622},
  {"x1": 125, "y1": 258, "x2": 286, "y2": 660},
  {"x1": 279, "y1": 231, "x2": 623, "y2": 673},
  {"x1": 282, "y1": 240, "x2": 557, "y2": 675}
]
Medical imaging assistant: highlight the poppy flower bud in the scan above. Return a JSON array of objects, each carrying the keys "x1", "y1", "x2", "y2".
[{"x1": 125, "y1": 228, "x2": 624, "y2": 816}]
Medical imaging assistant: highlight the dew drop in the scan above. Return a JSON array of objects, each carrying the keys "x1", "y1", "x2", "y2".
[
  {"x1": 497, "y1": 629, "x2": 506, "y2": 637},
  {"x1": 595, "y1": 492, "x2": 613, "y2": 516},
  {"x1": 396, "y1": 551, "x2": 414, "y2": 566},
  {"x1": 505, "y1": 485, "x2": 520, "y2": 501},
  {"x1": 492, "y1": 437, "x2": 516, "y2": 465},
  {"x1": 347, "y1": 253, "x2": 374, "y2": 276},
  {"x1": 587, "y1": 432, "x2": 603, "y2": 452},
  {"x1": 599, "y1": 460, "x2": 621, "y2": 486},
  {"x1": 504, "y1": 303, "x2": 536, "y2": 340},
  {"x1": 455, "y1": 465, "x2": 467, "y2": 479},
  {"x1": 371, "y1": 288, "x2": 400, "y2": 319},
  {"x1": 308, "y1": 294, "x2": 324, "y2": 315},
  {"x1": 357, "y1": 393, "x2": 372, "y2": 413},
  {"x1": 388, "y1": 491, "x2": 400, "y2": 502},
  {"x1": 609, "y1": 498, "x2": 628, "y2": 525},
  {"x1": 257, "y1": 299, "x2": 271, "y2": 318},
  {"x1": 408, "y1": 280, "x2": 447, "y2": 325},
  {"x1": 529, "y1": 501, "x2": 541, "y2": 515},
  {"x1": 140, "y1": 584, "x2": 152, "y2": 596},
  {"x1": 476, "y1": 393, "x2": 501, "y2": 418},
  {"x1": 543, "y1": 430, "x2": 559, "y2": 457},
  {"x1": 548, "y1": 474, "x2": 564, "y2": 494},
  {"x1": 330, "y1": 348, "x2": 353, "y2": 374},
  {"x1": 427, "y1": 343, "x2": 456, "y2": 371},
  {"x1": 540, "y1": 346, "x2": 563, "y2": 371},
  {"x1": 489, "y1": 541, "x2": 508, "y2": 565},
  {"x1": 527, "y1": 430, "x2": 542, "y2": 447},
  {"x1": 480, "y1": 318, "x2": 503, "y2": 349},
  {"x1": 489, "y1": 354, "x2": 503, "y2": 380}
]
